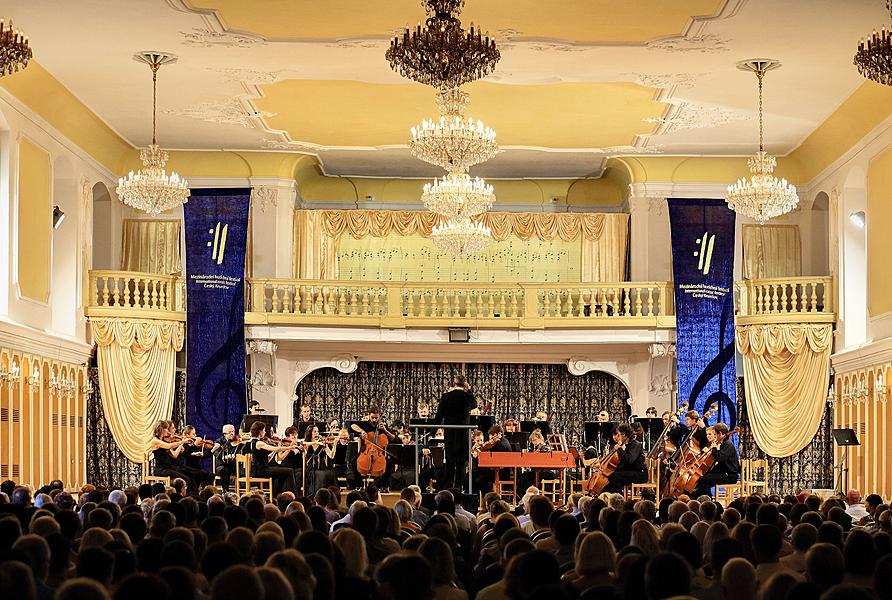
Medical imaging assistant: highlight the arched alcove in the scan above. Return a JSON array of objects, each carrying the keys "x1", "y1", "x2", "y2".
[
  {"x1": 842, "y1": 166, "x2": 867, "y2": 348},
  {"x1": 812, "y1": 191, "x2": 830, "y2": 276},
  {"x1": 91, "y1": 182, "x2": 113, "y2": 270},
  {"x1": 51, "y1": 156, "x2": 78, "y2": 335}
]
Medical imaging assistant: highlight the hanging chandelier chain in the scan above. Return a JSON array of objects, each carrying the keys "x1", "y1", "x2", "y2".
[
  {"x1": 151, "y1": 61, "x2": 159, "y2": 146},
  {"x1": 757, "y1": 68, "x2": 764, "y2": 153}
]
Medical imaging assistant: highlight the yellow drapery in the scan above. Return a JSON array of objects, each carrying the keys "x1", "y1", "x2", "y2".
[
  {"x1": 742, "y1": 224, "x2": 801, "y2": 279},
  {"x1": 121, "y1": 219, "x2": 182, "y2": 275},
  {"x1": 294, "y1": 209, "x2": 628, "y2": 281},
  {"x1": 90, "y1": 318, "x2": 185, "y2": 463},
  {"x1": 735, "y1": 323, "x2": 832, "y2": 458}
]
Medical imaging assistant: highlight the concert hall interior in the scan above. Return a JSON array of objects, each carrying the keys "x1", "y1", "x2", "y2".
[{"x1": 3, "y1": 1, "x2": 892, "y2": 599}]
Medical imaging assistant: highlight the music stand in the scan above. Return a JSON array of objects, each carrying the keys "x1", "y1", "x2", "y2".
[
  {"x1": 506, "y1": 431, "x2": 530, "y2": 450},
  {"x1": 633, "y1": 417, "x2": 665, "y2": 452},
  {"x1": 520, "y1": 420, "x2": 551, "y2": 436},
  {"x1": 584, "y1": 421, "x2": 617, "y2": 453},
  {"x1": 241, "y1": 414, "x2": 278, "y2": 436},
  {"x1": 296, "y1": 419, "x2": 322, "y2": 439},
  {"x1": 832, "y1": 428, "x2": 859, "y2": 494},
  {"x1": 470, "y1": 415, "x2": 494, "y2": 434}
]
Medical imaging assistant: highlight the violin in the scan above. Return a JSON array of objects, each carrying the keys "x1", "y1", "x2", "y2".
[{"x1": 161, "y1": 433, "x2": 193, "y2": 444}]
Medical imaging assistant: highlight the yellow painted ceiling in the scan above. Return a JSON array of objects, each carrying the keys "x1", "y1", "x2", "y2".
[
  {"x1": 255, "y1": 80, "x2": 664, "y2": 148},
  {"x1": 187, "y1": 0, "x2": 723, "y2": 42}
]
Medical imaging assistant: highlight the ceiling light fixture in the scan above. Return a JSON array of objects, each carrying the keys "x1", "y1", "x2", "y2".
[
  {"x1": 725, "y1": 59, "x2": 799, "y2": 224},
  {"x1": 386, "y1": 0, "x2": 500, "y2": 90},
  {"x1": 431, "y1": 217, "x2": 492, "y2": 257},
  {"x1": 0, "y1": 18, "x2": 32, "y2": 77},
  {"x1": 850, "y1": 211, "x2": 866, "y2": 228},
  {"x1": 854, "y1": 1, "x2": 892, "y2": 86},
  {"x1": 422, "y1": 172, "x2": 494, "y2": 218},
  {"x1": 117, "y1": 52, "x2": 190, "y2": 214}
]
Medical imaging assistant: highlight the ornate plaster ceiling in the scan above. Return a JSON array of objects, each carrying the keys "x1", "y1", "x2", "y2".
[{"x1": 4, "y1": 0, "x2": 886, "y2": 178}]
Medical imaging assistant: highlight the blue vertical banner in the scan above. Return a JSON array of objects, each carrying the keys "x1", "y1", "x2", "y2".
[
  {"x1": 184, "y1": 188, "x2": 251, "y2": 439},
  {"x1": 669, "y1": 199, "x2": 737, "y2": 430}
]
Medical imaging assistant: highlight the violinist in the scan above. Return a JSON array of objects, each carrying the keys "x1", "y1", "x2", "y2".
[
  {"x1": 475, "y1": 424, "x2": 512, "y2": 494},
  {"x1": 304, "y1": 424, "x2": 337, "y2": 495},
  {"x1": 351, "y1": 405, "x2": 396, "y2": 490},
  {"x1": 434, "y1": 375, "x2": 477, "y2": 490},
  {"x1": 296, "y1": 403, "x2": 316, "y2": 438},
  {"x1": 603, "y1": 423, "x2": 648, "y2": 493},
  {"x1": 330, "y1": 428, "x2": 357, "y2": 489},
  {"x1": 272, "y1": 426, "x2": 304, "y2": 489},
  {"x1": 149, "y1": 420, "x2": 195, "y2": 492},
  {"x1": 211, "y1": 423, "x2": 240, "y2": 493},
  {"x1": 249, "y1": 421, "x2": 297, "y2": 494},
  {"x1": 691, "y1": 423, "x2": 740, "y2": 499},
  {"x1": 179, "y1": 425, "x2": 216, "y2": 490}
]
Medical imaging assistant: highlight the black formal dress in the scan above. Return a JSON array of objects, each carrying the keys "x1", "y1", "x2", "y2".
[
  {"x1": 692, "y1": 439, "x2": 740, "y2": 498},
  {"x1": 178, "y1": 442, "x2": 216, "y2": 490},
  {"x1": 213, "y1": 437, "x2": 241, "y2": 492},
  {"x1": 249, "y1": 439, "x2": 297, "y2": 495},
  {"x1": 152, "y1": 447, "x2": 194, "y2": 491},
  {"x1": 434, "y1": 388, "x2": 477, "y2": 490},
  {"x1": 604, "y1": 438, "x2": 648, "y2": 493}
]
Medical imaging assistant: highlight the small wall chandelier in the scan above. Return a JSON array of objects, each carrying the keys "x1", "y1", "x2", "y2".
[
  {"x1": 854, "y1": 1, "x2": 892, "y2": 86},
  {"x1": 117, "y1": 52, "x2": 190, "y2": 214},
  {"x1": 0, "y1": 18, "x2": 32, "y2": 77},
  {"x1": 725, "y1": 59, "x2": 798, "y2": 224},
  {"x1": 386, "y1": 0, "x2": 500, "y2": 90}
]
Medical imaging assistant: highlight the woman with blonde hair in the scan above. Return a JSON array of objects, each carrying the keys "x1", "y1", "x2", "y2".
[
  {"x1": 629, "y1": 520, "x2": 660, "y2": 556},
  {"x1": 332, "y1": 527, "x2": 370, "y2": 578},
  {"x1": 562, "y1": 531, "x2": 617, "y2": 592}
]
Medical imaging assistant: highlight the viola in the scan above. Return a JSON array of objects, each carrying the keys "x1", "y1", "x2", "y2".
[
  {"x1": 583, "y1": 444, "x2": 621, "y2": 495},
  {"x1": 356, "y1": 421, "x2": 389, "y2": 477}
]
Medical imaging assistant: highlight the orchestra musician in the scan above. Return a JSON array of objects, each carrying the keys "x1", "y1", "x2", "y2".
[
  {"x1": 434, "y1": 374, "x2": 477, "y2": 490},
  {"x1": 330, "y1": 427, "x2": 356, "y2": 489},
  {"x1": 304, "y1": 424, "x2": 337, "y2": 495},
  {"x1": 296, "y1": 403, "x2": 316, "y2": 438},
  {"x1": 519, "y1": 428, "x2": 555, "y2": 490},
  {"x1": 474, "y1": 424, "x2": 512, "y2": 494},
  {"x1": 669, "y1": 409, "x2": 708, "y2": 450},
  {"x1": 597, "y1": 410, "x2": 611, "y2": 423},
  {"x1": 420, "y1": 428, "x2": 445, "y2": 492},
  {"x1": 248, "y1": 421, "x2": 297, "y2": 495},
  {"x1": 603, "y1": 423, "x2": 648, "y2": 493},
  {"x1": 149, "y1": 420, "x2": 196, "y2": 491},
  {"x1": 504, "y1": 418, "x2": 520, "y2": 433},
  {"x1": 271, "y1": 426, "x2": 304, "y2": 491},
  {"x1": 645, "y1": 406, "x2": 658, "y2": 417},
  {"x1": 211, "y1": 423, "x2": 240, "y2": 492},
  {"x1": 351, "y1": 405, "x2": 396, "y2": 490},
  {"x1": 691, "y1": 423, "x2": 741, "y2": 499},
  {"x1": 178, "y1": 425, "x2": 216, "y2": 490}
]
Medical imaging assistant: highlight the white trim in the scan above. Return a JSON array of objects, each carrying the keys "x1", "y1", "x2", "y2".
[
  {"x1": 869, "y1": 311, "x2": 892, "y2": 345},
  {"x1": 628, "y1": 182, "x2": 730, "y2": 199},
  {"x1": 296, "y1": 199, "x2": 626, "y2": 213},
  {"x1": 831, "y1": 336, "x2": 892, "y2": 374},
  {"x1": 0, "y1": 318, "x2": 92, "y2": 365}
]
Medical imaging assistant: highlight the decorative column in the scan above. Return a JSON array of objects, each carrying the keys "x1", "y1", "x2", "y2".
[{"x1": 249, "y1": 179, "x2": 297, "y2": 279}]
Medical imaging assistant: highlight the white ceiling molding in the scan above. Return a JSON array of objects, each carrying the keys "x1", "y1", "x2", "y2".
[
  {"x1": 643, "y1": 101, "x2": 753, "y2": 134},
  {"x1": 832, "y1": 335, "x2": 892, "y2": 375},
  {"x1": 628, "y1": 182, "x2": 731, "y2": 199},
  {"x1": 163, "y1": 97, "x2": 274, "y2": 128},
  {"x1": 0, "y1": 319, "x2": 93, "y2": 366}
]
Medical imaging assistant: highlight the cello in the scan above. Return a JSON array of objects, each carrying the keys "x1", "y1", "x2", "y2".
[
  {"x1": 671, "y1": 427, "x2": 739, "y2": 495},
  {"x1": 583, "y1": 443, "x2": 621, "y2": 495},
  {"x1": 356, "y1": 421, "x2": 390, "y2": 478},
  {"x1": 666, "y1": 407, "x2": 716, "y2": 497}
]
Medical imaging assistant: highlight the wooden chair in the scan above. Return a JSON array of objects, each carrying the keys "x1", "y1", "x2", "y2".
[
  {"x1": 743, "y1": 458, "x2": 768, "y2": 495},
  {"x1": 495, "y1": 480, "x2": 516, "y2": 503},
  {"x1": 631, "y1": 457, "x2": 660, "y2": 501},
  {"x1": 540, "y1": 479, "x2": 562, "y2": 505},
  {"x1": 715, "y1": 478, "x2": 744, "y2": 507},
  {"x1": 142, "y1": 454, "x2": 171, "y2": 488},
  {"x1": 234, "y1": 454, "x2": 273, "y2": 500}
]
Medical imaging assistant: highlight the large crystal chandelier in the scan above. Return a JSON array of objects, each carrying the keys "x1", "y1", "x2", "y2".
[
  {"x1": 410, "y1": 88, "x2": 498, "y2": 172},
  {"x1": 725, "y1": 60, "x2": 798, "y2": 224},
  {"x1": 854, "y1": 1, "x2": 892, "y2": 86},
  {"x1": 431, "y1": 218, "x2": 493, "y2": 257},
  {"x1": 0, "y1": 18, "x2": 32, "y2": 77},
  {"x1": 117, "y1": 52, "x2": 190, "y2": 214},
  {"x1": 422, "y1": 172, "x2": 493, "y2": 218},
  {"x1": 386, "y1": 0, "x2": 500, "y2": 90}
]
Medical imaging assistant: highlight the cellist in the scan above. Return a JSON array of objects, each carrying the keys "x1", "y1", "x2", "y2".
[
  {"x1": 351, "y1": 405, "x2": 396, "y2": 490},
  {"x1": 690, "y1": 423, "x2": 740, "y2": 499},
  {"x1": 603, "y1": 423, "x2": 648, "y2": 493}
]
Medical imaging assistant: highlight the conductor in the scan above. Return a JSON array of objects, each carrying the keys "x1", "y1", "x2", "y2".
[{"x1": 435, "y1": 374, "x2": 478, "y2": 490}]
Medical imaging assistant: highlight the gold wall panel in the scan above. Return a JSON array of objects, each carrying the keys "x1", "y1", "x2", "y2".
[{"x1": 17, "y1": 138, "x2": 52, "y2": 303}]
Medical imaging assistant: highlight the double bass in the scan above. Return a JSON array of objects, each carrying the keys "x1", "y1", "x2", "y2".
[
  {"x1": 356, "y1": 421, "x2": 390, "y2": 478},
  {"x1": 670, "y1": 427, "x2": 739, "y2": 495},
  {"x1": 583, "y1": 443, "x2": 621, "y2": 495}
]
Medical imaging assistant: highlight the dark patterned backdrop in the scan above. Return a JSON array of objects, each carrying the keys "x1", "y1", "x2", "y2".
[
  {"x1": 86, "y1": 368, "x2": 187, "y2": 489},
  {"x1": 294, "y1": 362, "x2": 631, "y2": 445},
  {"x1": 736, "y1": 378, "x2": 833, "y2": 494}
]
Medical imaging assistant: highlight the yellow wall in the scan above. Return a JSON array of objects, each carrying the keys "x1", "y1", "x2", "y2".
[
  {"x1": 867, "y1": 147, "x2": 892, "y2": 316},
  {"x1": 17, "y1": 138, "x2": 52, "y2": 303}
]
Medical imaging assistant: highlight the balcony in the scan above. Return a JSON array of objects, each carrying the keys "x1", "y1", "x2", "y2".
[
  {"x1": 86, "y1": 270, "x2": 186, "y2": 322},
  {"x1": 735, "y1": 276, "x2": 835, "y2": 326},
  {"x1": 246, "y1": 279, "x2": 675, "y2": 330}
]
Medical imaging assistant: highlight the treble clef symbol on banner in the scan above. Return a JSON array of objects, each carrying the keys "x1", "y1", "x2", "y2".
[{"x1": 686, "y1": 293, "x2": 737, "y2": 431}]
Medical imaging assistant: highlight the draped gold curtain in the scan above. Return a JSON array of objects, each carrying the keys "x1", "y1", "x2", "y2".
[
  {"x1": 293, "y1": 209, "x2": 628, "y2": 282},
  {"x1": 742, "y1": 224, "x2": 801, "y2": 279},
  {"x1": 735, "y1": 323, "x2": 832, "y2": 458},
  {"x1": 121, "y1": 219, "x2": 182, "y2": 275},
  {"x1": 90, "y1": 318, "x2": 185, "y2": 463}
]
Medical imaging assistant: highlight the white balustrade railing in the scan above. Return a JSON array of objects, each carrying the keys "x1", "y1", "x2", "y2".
[
  {"x1": 736, "y1": 276, "x2": 834, "y2": 318},
  {"x1": 87, "y1": 270, "x2": 185, "y2": 314}
]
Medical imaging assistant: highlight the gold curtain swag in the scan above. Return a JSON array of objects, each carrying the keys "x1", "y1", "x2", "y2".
[
  {"x1": 736, "y1": 323, "x2": 832, "y2": 458},
  {"x1": 121, "y1": 219, "x2": 183, "y2": 275},
  {"x1": 294, "y1": 209, "x2": 629, "y2": 281},
  {"x1": 90, "y1": 318, "x2": 185, "y2": 463}
]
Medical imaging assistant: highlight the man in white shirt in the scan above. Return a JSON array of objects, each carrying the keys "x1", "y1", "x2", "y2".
[{"x1": 845, "y1": 489, "x2": 871, "y2": 523}]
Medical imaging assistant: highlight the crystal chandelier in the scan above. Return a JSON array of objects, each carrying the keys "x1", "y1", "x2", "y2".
[
  {"x1": 410, "y1": 88, "x2": 498, "y2": 172},
  {"x1": 117, "y1": 52, "x2": 190, "y2": 214},
  {"x1": 726, "y1": 60, "x2": 798, "y2": 224},
  {"x1": 431, "y1": 217, "x2": 492, "y2": 257},
  {"x1": 0, "y1": 18, "x2": 32, "y2": 77},
  {"x1": 854, "y1": 1, "x2": 892, "y2": 86},
  {"x1": 422, "y1": 171, "x2": 494, "y2": 218},
  {"x1": 386, "y1": 0, "x2": 500, "y2": 90}
]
